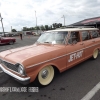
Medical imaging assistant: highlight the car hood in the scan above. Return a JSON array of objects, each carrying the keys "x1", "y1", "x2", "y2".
[{"x1": 0, "y1": 44, "x2": 65, "y2": 65}]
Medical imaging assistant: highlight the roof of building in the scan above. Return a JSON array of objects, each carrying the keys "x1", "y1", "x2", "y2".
[
  {"x1": 71, "y1": 16, "x2": 100, "y2": 26},
  {"x1": 47, "y1": 28, "x2": 98, "y2": 32}
]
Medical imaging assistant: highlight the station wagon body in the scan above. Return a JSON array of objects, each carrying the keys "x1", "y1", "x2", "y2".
[{"x1": 0, "y1": 28, "x2": 100, "y2": 86}]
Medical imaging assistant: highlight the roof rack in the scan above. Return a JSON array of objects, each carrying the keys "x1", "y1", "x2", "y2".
[{"x1": 66, "y1": 25, "x2": 95, "y2": 28}]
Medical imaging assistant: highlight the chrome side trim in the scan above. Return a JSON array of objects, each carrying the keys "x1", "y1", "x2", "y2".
[
  {"x1": 27, "y1": 42, "x2": 100, "y2": 69},
  {"x1": 83, "y1": 42, "x2": 100, "y2": 49},
  {"x1": 27, "y1": 54, "x2": 67, "y2": 69},
  {"x1": 0, "y1": 64, "x2": 30, "y2": 81}
]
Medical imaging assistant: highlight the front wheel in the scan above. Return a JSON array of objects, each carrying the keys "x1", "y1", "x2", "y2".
[
  {"x1": 92, "y1": 49, "x2": 99, "y2": 60},
  {"x1": 37, "y1": 65, "x2": 54, "y2": 86}
]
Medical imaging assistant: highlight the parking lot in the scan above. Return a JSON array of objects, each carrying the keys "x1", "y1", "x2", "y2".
[{"x1": 0, "y1": 36, "x2": 100, "y2": 100}]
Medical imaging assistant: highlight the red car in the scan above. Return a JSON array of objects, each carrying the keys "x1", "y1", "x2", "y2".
[{"x1": 0, "y1": 36, "x2": 16, "y2": 45}]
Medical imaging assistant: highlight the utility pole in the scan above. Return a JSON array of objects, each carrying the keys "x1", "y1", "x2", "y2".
[
  {"x1": 62, "y1": 15, "x2": 65, "y2": 27},
  {"x1": 35, "y1": 11, "x2": 38, "y2": 34},
  {"x1": 11, "y1": 26, "x2": 12, "y2": 32},
  {"x1": 0, "y1": 13, "x2": 5, "y2": 36}
]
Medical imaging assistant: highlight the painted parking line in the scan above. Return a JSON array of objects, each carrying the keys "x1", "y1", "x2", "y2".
[{"x1": 81, "y1": 82, "x2": 100, "y2": 100}]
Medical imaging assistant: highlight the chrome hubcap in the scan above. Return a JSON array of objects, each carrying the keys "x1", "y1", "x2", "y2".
[{"x1": 41, "y1": 69, "x2": 48, "y2": 79}]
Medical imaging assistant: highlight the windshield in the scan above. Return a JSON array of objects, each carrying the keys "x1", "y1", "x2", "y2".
[{"x1": 37, "y1": 31, "x2": 68, "y2": 44}]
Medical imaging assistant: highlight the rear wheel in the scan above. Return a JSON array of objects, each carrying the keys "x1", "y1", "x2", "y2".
[
  {"x1": 37, "y1": 65, "x2": 54, "y2": 86},
  {"x1": 92, "y1": 49, "x2": 99, "y2": 59}
]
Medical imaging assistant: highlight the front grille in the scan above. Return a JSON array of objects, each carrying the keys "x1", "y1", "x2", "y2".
[{"x1": 1, "y1": 59, "x2": 18, "y2": 72}]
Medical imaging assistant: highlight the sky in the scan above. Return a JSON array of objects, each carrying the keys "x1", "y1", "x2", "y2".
[{"x1": 0, "y1": 0, "x2": 100, "y2": 32}]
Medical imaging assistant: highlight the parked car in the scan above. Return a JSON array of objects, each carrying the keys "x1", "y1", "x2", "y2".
[
  {"x1": 32, "y1": 32, "x2": 39, "y2": 36},
  {"x1": 0, "y1": 36, "x2": 16, "y2": 45},
  {"x1": 0, "y1": 27, "x2": 100, "y2": 86}
]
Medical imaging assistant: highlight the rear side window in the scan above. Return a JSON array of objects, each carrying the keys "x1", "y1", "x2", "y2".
[
  {"x1": 68, "y1": 31, "x2": 80, "y2": 44},
  {"x1": 90, "y1": 30, "x2": 100, "y2": 38},
  {"x1": 81, "y1": 31, "x2": 91, "y2": 41}
]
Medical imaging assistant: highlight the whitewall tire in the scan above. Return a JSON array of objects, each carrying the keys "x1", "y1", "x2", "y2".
[
  {"x1": 92, "y1": 49, "x2": 99, "y2": 59},
  {"x1": 38, "y1": 65, "x2": 54, "y2": 86}
]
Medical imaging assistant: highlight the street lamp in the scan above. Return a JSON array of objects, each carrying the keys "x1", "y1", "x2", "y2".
[
  {"x1": 62, "y1": 15, "x2": 65, "y2": 27},
  {"x1": 0, "y1": 13, "x2": 5, "y2": 36},
  {"x1": 35, "y1": 11, "x2": 38, "y2": 34}
]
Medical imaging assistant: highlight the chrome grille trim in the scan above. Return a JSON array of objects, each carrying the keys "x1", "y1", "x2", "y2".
[
  {"x1": 0, "y1": 58, "x2": 18, "y2": 72},
  {"x1": 0, "y1": 58, "x2": 26, "y2": 76},
  {"x1": 3, "y1": 61, "x2": 18, "y2": 72}
]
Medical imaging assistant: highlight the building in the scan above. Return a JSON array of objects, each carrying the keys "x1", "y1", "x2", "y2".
[{"x1": 70, "y1": 16, "x2": 100, "y2": 29}]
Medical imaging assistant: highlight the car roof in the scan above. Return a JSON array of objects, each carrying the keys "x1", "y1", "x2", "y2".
[{"x1": 47, "y1": 28, "x2": 99, "y2": 32}]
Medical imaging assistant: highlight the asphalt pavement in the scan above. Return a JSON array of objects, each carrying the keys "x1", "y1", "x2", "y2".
[{"x1": 0, "y1": 35, "x2": 100, "y2": 100}]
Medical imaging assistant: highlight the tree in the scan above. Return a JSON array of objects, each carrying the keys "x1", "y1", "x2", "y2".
[
  {"x1": 22, "y1": 27, "x2": 27, "y2": 31},
  {"x1": 35, "y1": 26, "x2": 40, "y2": 30},
  {"x1": 48, "y1": 25, "x2": 52, "y2": 30},
  {"x1": 59, "y1": 23, "x2": 62, "y2": 27},
  {"x1": 12, "y1": 29, "x2": 17, "y2": 32},
  {"x1": 52, "y1": 23, "x2": 62, "y2": 29},
  {"x1": 40, "y1": 25, "x2": 45, "y2": 31},
  {"x1": 52, "y1": 23, "x2": 55, "y2": 28},
  {"x1": 56, "y1": 24, "x2": 59, "y2": 28},
  {"x1": 30, "y1": 27, "x2": 35, "y2": 30},
  {"x1": 45, "y1": 25, "x2": 49, "y2": 30}
]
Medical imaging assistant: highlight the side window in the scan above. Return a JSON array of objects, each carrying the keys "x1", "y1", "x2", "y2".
[
  {"x1": 55, "y1": 32, "x2": 68, "y2": 44},
  {"x1": 68, "y1": 31, "x2": 80, "y2": 44},
  {"x1": 90, "y1": 30, "x2": 99, "y2": 38},
  {"x1": 81, "y1": 31, "x2": 91, "y2": 41}
]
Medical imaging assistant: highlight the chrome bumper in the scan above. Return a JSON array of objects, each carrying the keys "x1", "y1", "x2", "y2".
[{"x1": 0, "y1": 64, "x2": 30, "y2": 85}]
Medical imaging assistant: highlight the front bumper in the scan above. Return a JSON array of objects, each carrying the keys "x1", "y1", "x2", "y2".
[{"x1": 0, "y1": 64, "x2": 30, "y2": 85}]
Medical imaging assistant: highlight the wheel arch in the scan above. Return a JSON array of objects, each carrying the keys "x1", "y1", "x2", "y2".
[
  {"x1": 37, "y1": 64, "x2": 60, "y2": 75},
  {"x1": 93, "y1": 47, "x2": 100, "y2": 53},
  {"x1": 29, "y1": 63, "x2": 60, "y2": 83}
]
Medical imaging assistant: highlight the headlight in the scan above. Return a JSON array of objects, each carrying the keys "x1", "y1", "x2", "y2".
[{"x1": 18, "y1": 64, "x2": 25, "y2": 75}]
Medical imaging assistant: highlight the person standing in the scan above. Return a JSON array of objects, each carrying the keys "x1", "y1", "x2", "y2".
[{"x1": 19, "y1": 32, "x2": 23, "y2": 40}]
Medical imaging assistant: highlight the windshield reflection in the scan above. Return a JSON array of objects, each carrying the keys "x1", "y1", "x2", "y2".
[{"x1": 37, "y1": 31, "x2": 68, "y2": 45}]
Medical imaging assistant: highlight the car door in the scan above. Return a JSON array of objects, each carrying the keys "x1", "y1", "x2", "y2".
[
  {"x1": 0, "y1": 37, "x2": 6, "y2": 44},
  {"x1": 1, "y1": 38, "x2": 7, "y2": 44},
  {"x1": 0, "y1": 37, "x2": 2, "y2": 44},
  {"x1": 66, "y1": 31, "x2": 85, "y2": 68},
  {"x1": 2, "y1": 38, "x2": 10, "y2": 44},
  {"x1": 90, "y1": 30, "x2": 100, "y2": 48},
  {"x1": 81, "y1": 30, "x2": 99, "y2": 59}
]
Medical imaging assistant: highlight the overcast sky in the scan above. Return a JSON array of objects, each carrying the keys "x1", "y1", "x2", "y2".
[{"x1": 0, "y1": 0, "x2": 100, "y2": 32}]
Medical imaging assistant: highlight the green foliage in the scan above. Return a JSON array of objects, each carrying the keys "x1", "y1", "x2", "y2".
[
  {"x1": 15, "y1": 23, "x2": 63, "y2": 32},
  {"x1": 52, "y1": 23, "x2": 62, "y2": 28},
  {"x1": 22, "y1": 27, "x2": 27, "y2": 31},
  {"x1": 45, "y1": 25, "x2": 49, "y2": 30},
  {"x1": 40, "y1": 25, "x2": 45, "y2": 31},
  {"x1": 12, "y1": 29, "x2": 17, "y2": 32}
]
